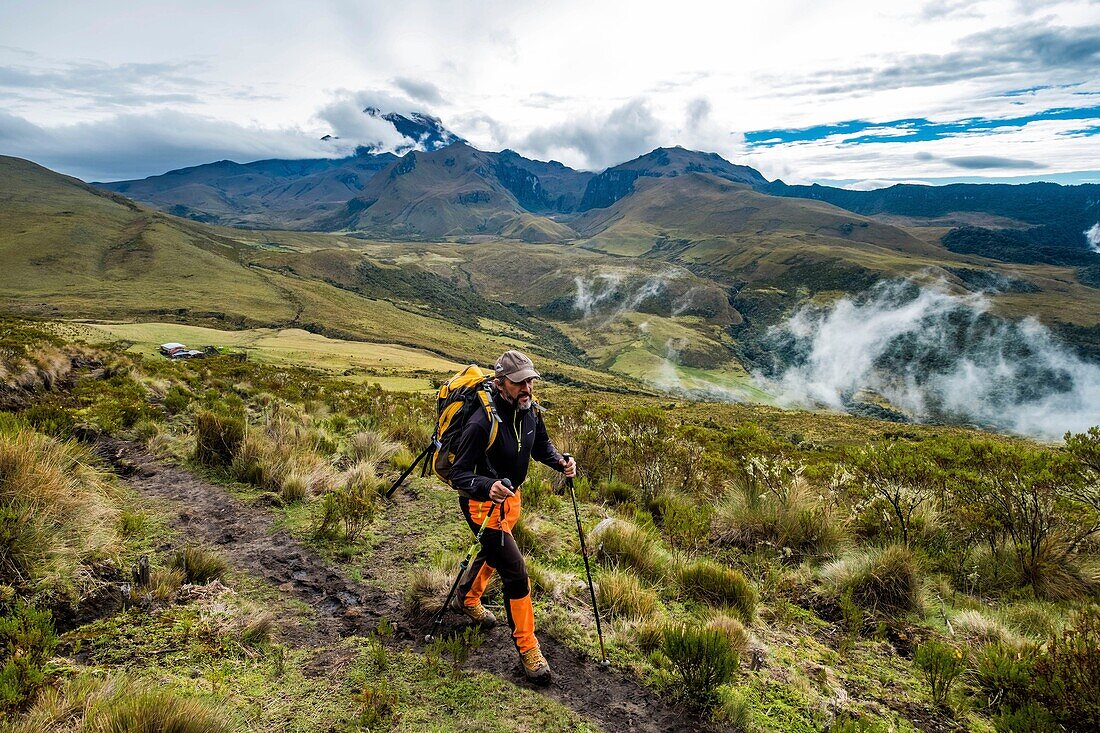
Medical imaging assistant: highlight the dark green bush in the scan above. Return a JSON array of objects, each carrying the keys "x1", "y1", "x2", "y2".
[
  {"x1": 992, "y1": 702, "x2": 1059, "y2": 733},
  {"x1": 164, "y1": 385, "x2": 192, "y2": 415},
  {"x1": 597, "y1": 479, "x2": 637, "y2": 506},
  {"x1": 194, "y1": 409, "x2": 245, "y2": 466},
  {"x1": 675, "y1": 559, "x2": 757, "y2": 621},
  {"x1": 661, "y1": 623, "x2": 739, "y2": 709},
  {"x1": 1038, "y1": 604, "x2": 1100, "y2": 730},
  {"x1": 0, "y1": 601, "x2": 58, "y2": 711},
  {"x1": 973, "y1": 642, "x2": 1037, "y2": 713},
  {"x1": 913, "y1": 639, "x2": 965, "y2": 707}
]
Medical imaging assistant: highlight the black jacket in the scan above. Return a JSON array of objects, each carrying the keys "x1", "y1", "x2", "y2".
[{"x1": 448, "y1": 387, "x2": 564, "y2": 501}]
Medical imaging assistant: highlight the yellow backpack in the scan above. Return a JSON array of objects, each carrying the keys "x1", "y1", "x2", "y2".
[{"x1": 385, "y1": 364, "x2": 501, "y2": 497}]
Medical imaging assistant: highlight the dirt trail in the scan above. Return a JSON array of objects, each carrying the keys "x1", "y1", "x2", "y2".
[{"x1": 98, "y1": 438, "x2": 718, "y2": 733}]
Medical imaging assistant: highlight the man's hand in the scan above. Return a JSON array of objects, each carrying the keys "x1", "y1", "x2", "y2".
[
  {"x1": 560, "y1": 456, "x2": 577, "y2": 478},
  {"x1": 488, "y1": 480, "x2": 515, "y2": 503}
]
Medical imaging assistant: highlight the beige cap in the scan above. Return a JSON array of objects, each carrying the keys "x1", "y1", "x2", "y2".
[{"x1": 495, "y1": 349, "x2": 541, "y2": 382}]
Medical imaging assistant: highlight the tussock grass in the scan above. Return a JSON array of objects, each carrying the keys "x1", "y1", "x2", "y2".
[
  {"x1": 403, "y1": 566, "x2": 451, "y2": 620},
  {"x1": 169, "y1": 546, "x2": 229, "y2": 585},
  {"x1": 525, "y1": 558, "x2": 561, "y2": 597},
  {"x1": 6, "y1": 674, "x2": 235, "y2": 733},
  {"x1": 279, "y1": 472, "x2": 309, "y2": 503},
  {"x1": 704, "y1": 612, "x2": 751, "y2": 658},
  {"x1": 511, "y1": 516, "x2": 562, "y2": 558},
  {"x1": 674, "y1": 558, "x2": 758, "y2": 621},
  {"x1": 633, "y1": 618, "x2": 666, "y2": 653},
  {"x1": 592, "y1": 520, "x2": 668, "y2": 581},
  {"x1": 596, "y1": 479, "x2": 637, "y2": 506},
  {"x1": 0, "y1": 427, "x2": 121, "y2": 600},
  {"x1": 999, "y1": 602, "x2": 1063, "y2": 639},
  {"x1": 595, "y1": 569, "x2": 659, "y2": 620},
  {"x1": 148, "y1": 567, "x2": 185, "y2": 602},
  {"x1": 714, "y1": 461, "x2": 843, "y2": 560},
  {"x1": 194, "y1": 409, "x2": 245, "y2": 467},
  {"x1": 818, "y1": 544, "x2": 922, "y2": 616},
  {"x1": 950, "y1": 610, "x2": 1026, "y2": 649},
  {"x1": 348, "y1": 430, "x2": 400, "y2": 464},
  {"x1": 238, "y1": 611, "x2": 276, "y2": 647}
]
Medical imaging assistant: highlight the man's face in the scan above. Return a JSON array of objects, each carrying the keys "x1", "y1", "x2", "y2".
[{"x1": 500, "y1": 376, "x2": 535, "y2": 410}]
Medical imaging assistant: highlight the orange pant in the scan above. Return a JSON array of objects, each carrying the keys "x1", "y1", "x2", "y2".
[{"x1": 458, "y1": 496, "x2": 537, "y2": 653}]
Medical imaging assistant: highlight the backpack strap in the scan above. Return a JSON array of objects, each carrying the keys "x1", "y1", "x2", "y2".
[{"x1": 479, "y1": 380, "x2": 501, "y2": 450}]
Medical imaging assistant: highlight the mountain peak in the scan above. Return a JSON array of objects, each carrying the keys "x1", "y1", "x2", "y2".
[
  {"x1": 361, "y1": 107, "x2": 465, "y2": 152},
  {"x1": 578, "y1": 146, "x2": 768, "y2": 211}
]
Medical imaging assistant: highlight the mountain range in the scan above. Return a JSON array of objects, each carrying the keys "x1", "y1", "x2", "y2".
[{"x1": 6, "y1": 108, "x2": 1100, "y2": 405}]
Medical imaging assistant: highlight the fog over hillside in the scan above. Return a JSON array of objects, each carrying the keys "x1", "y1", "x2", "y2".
[{"x1": 763, "y1": 281, "x2": 1100, "y2": 439}]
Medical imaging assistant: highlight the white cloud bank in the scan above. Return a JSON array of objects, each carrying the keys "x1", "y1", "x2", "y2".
[{"x1": 758, "y1": 281, "x2": 1100, "y2": 439}]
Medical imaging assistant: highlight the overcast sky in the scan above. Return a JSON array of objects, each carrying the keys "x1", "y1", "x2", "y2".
[{"x1": 1, "y1": 0, "x2": 1098, "y2": 186}]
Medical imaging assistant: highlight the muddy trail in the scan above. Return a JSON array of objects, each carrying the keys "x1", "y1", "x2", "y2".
[{"x1": 97, "y1": 438, "x2": 719, "y2": 733}]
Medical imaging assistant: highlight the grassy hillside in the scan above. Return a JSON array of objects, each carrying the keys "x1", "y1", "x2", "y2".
[{"x1": 3, "y1": 317, "x2": 1098, "y2": 732}]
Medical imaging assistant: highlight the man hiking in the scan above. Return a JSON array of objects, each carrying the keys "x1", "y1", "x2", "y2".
[{"x1": 446, "y1": 349, "x2": 576, "y2": 685}]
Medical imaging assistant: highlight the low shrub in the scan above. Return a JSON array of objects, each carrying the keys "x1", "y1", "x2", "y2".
[
  {"x1": 675, "y1": 558, "x2": 757, "y2": 621},
  {"x1": 973, "y1": 642, "x2": 1037, "y2": 713},
  {"x1": 1039, "y1": 604, "x2": 1100, "y2": 730},
  {"x1": 0, "y1": 600, "x2": 58, "y2": 711},
  {"x1": 661, "y1": 623, "x2": 739, "y2": 709},
  {"x1": 818, "y1": 545, "x2": 922, "y2": 616},
  {"x1": 653, "y1": 493, "x2": 712, "y2": 550},
  {"x1": 596, "y1": 569, "x2": 659, "y2": 620},
  {"x1": 169, "y1": 546, "x2": 229, "y2": 585},
  {"x1": 992, "y1": 702, "x2": 1059, "y2": 733},
  {"x1": 913, "y1": 639, "x2": 965, "y2": 707},
  {"x1": 194, "y1": 408, "x2": 245, "y2": 467}
]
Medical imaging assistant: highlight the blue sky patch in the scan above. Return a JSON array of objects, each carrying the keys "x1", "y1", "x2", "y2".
[{"x1": 745, "y1": 105, "x2": 1100, "y2": 147}]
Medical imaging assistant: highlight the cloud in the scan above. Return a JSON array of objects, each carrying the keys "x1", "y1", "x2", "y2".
[
  {"x1": 759, "y1": 280, "x2": 1100, "y2": 439},
  {"x1": 1086, "y1": 223, "x2": 1100, "y2": 253},
  {"x1": 392, "y1": 76, "x2": 444, "y2": 105},
  {"x1": 919, "y1": 0, "x2": 982, "y2": 19},
  {"x1": 946, "y1": 155, "x2": 1043, "y2": 169},
  {"x1": 785, "y1": 23, "x2": 1100, "y2": 97},
  {"x1": 0, "y1": 60, "x2": 210, "y2": 109},
  {"x1": 0, "y1": 108, "x2": 339, "y2": 182},
  {"x1": 520, "y1": 98, "x2": 662, "y2": 171},
  {"x1": 313, "y1": 90, "x2": 412, "y2": 152}
]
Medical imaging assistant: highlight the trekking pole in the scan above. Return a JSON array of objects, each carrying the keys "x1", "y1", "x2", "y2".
[
  {"x1": 425, "y1": 479, "x2": 511, "y2": 642},
  {"x1": 385, "y1": 439, "x2": 440, "y2": 499},
  {"x1": 563, "y1": 454, "x2": 610, "y2": 668}
]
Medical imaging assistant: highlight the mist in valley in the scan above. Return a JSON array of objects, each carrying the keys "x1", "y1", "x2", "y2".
[{"x1": 759, "y1": 280, "x2": 1100, "y2": 440}]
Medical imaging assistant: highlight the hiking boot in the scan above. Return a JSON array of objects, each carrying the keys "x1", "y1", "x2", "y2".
[
  {"x1": 520, "y1": 646, "x2": 552, "y2": 685},
  {"x1": 450, "y1": 596, "x2": 497, "y2": 628}
]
